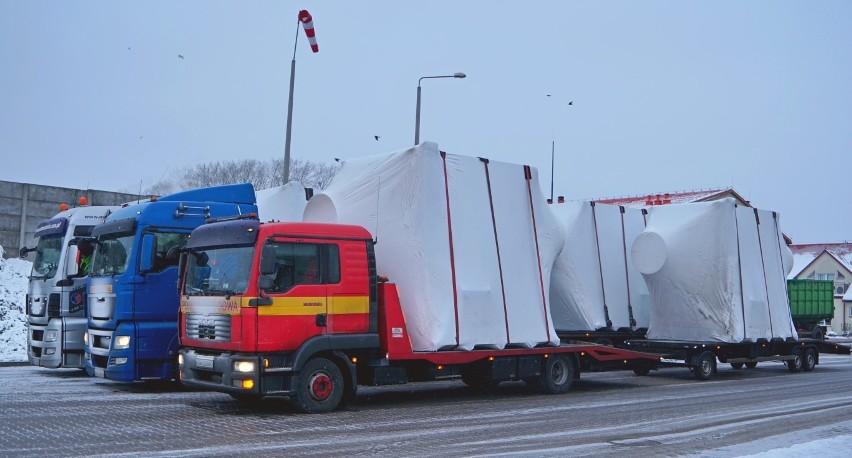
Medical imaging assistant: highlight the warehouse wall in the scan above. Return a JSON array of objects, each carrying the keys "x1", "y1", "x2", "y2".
[{"x1": 0, "y1": 180, "x2": 146, "y2": 258}]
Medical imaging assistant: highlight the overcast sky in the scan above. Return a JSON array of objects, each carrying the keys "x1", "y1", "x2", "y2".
[{"x1": 1, "y1": 1, "x2": 850, "y2": 244}]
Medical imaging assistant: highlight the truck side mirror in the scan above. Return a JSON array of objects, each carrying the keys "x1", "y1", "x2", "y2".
[
  {"x1": 178, "y1": 252, "x2": 188, "y2": 294},
  {"x1": 258, "y1": 275, "x2": 274, "y2": 291},
  {"x1": 65, "y1": 244, "x2": 80, "y2": 278},
  {"x1": 259, "y1": 245, "x2": 276, "y2": 275},
  {"x1": 140, "y1": 233, "x2": 157, "y2": 273},
  {"x1": 19, "y1": 246, "x2": 31, "y2": 259}
]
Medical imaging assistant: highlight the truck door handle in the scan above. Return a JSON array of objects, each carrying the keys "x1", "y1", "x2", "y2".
[
  {"x1": 96, "y1": 297, "x2": 106, "y2": 302},
  {"x1": 316, "y1": 314, "x2": 327, "y2": 327}
]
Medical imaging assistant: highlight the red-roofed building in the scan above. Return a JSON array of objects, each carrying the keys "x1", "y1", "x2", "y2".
[{"x1": 593, "y1": 188, "x2": 750, "y2": 208}]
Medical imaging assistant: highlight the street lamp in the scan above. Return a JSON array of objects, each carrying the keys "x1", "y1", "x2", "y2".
[
  {"x1": 547, "y1": 95, "x2": 573, "y2": 203},
  {"x1": 414, "y1": 72, "x2": 466, "y2": 145}
]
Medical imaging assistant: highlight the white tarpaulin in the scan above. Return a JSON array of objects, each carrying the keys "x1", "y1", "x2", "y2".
[
  {"x1": 549, "y1": 202, "x2": 650, "y2": 332},
  {"x1": 255, "y1": 182, "x2": 309, "y2": 223},
  {"x1": 631, "y1": 198, "x2": 796, "y2": 343},
  {"x1": 303, "y1": 142, "x2": 562, "y2": 351}
]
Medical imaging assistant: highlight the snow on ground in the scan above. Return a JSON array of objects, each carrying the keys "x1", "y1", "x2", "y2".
[
  {"x1": 693, "y1": 419, "x2": 852, "y2": 457},
  {"x1": 0, "y1": 246, "x2": 30, "y2": 362}
]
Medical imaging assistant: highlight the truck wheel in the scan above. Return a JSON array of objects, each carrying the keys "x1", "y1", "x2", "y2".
[
  {"x1": 744, "y1": 362, "x2": 758, "y2": 369},
  {"x1": 802, "y1": 348, "x2": 817, "y2": 372},
  {"x1": 811, "y1": 327, "x2": 824, "y2": 341},
  {"x1": 292, "y1": 357, "x2": 344, "y2": 414},
  {"x1": 537, "y1": 355, "x2": 574, "y2": 394},
  {"x1": 730, "y1": 362, "x2": 744, "y2": 370},
  {"x1": 693, "y1": 352, "x2": 715, "y2": 381},
  {"x1": 787, "y1": 348, "x2": 803, "y2": 373}
]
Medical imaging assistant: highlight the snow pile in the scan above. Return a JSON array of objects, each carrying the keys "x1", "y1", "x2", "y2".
[
  {"x1": 0, "y1": 246, "x2": 30, "y2": 362},
  {"x1": 631, "y1": 198, "x2": 796, "y2": 342},
  {"x1": 305, "y1": 142, "x2": 563, "y2": 351}
]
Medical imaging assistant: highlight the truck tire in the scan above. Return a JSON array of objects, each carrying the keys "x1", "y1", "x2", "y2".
[
  {"x1": 787, "y1": 348, "x2": 803, "y2": 373},
  {"x1": 537, "y1": 355, "x2": 574, "y2": 394},
  {"x1": 730, "y1": 362, "x2": 744, "y2": 370},
  {"x1": 802, "y1": 348, "x2": 817, "y2": 372},
  {"x1": 693, "y1": 351, "x2": 716, "y2": 381},
  {"x1": 745, "y1": 362, "x2": 758, "y2": 369},
  {"x1": 812, "y1": 327, "x2": 824, "y2": 341},
  {"x1": 292, "y1": 357, "x2": 344, "y2": 414}
]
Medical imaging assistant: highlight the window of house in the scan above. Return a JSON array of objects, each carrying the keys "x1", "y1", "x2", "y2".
[{"x1": 817, "y1": 273, "x2": 835, "y2": 281}]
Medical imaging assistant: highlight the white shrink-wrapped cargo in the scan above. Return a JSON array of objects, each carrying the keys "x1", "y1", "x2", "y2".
[
  {"x1": 630, "y1": 198, "x2": 796, "y2": 343},
  {"x1": 304, "y1": 142, "x2": 563, "y2": 351},
  {"x1": 255, "y1": 182, "x2": 309, "y2": 223},
  {"x1": 549, "y1": 202, "x2": 650, "y2": 332}
]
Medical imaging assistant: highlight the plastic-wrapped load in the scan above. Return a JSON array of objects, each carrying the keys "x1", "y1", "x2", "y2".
[
  {"x1": 255, "y1": 181, "x2": 309, "y2": 223},
  {"x1": 631, "y1": 198, "x2": 796, "y2": 342},
  {"x1": 549, "y1": 202, "x2": 650, "y2": 332},
  {"x1": 304, "y1": 142, "x2": 563, "y2": 351}
]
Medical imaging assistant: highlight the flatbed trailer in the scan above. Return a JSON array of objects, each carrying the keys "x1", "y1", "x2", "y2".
[
  {"x1": 624, "y1": 338, "x2": 851, "y2": 380},
  {"x1": 557, "y1": 329, "x2": 646, "y2": 347}
]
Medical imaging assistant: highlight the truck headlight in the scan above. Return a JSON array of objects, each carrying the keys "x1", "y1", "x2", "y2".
[
  {"x1": 114, "y1": 335, "x2": 131, "y2": 350},
  {"x1": 45, "y1": 330, "x2": 59, "y2": 342},
  {"x1": 178, "y1": 354, "x2": 184, "y2": 366},
  {"x1": 234, "y1": 361, "x2": 255, "y2": 373},
  {"x1": 83, "y1": 332, "x2": 88, "y2": 345}
]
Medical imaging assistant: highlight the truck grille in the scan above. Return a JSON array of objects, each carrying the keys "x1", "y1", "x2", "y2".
[
  {"x1": 47, "y1": 294, "x2": 61, "y2": 317},
  {"x1": 185, "y1": 314, "x2": 231, "y2": 342}
]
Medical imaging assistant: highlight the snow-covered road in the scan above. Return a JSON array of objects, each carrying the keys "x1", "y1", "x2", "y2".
[{"x1": 0, "y1": 354, "x2": 850, "y2": 457}]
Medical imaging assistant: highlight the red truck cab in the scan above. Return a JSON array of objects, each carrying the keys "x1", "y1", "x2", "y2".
[{"x1": 178, "y1": 219, "x2": 659, "y2": 413}]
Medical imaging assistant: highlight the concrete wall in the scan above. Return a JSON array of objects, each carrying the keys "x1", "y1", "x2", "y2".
[{"x1": 0, "y1": 180, "x2": 145, "y2": 258}]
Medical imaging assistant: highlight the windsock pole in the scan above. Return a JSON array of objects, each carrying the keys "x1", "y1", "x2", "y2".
[{"x1": 283, "y1": 10, "x2": 319, "y2": 184}]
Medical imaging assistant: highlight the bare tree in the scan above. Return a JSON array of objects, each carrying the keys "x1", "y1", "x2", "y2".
[{"x1": 147, "y1": 157, "x2": 340, "y2": 194}]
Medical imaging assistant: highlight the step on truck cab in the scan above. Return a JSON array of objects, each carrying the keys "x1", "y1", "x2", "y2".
[
  {"x1": 22, "y1": 203, "x2": 116, "y2": 368},
  {"x1": 177, "y1": 219, "x2": 660, "y2": 413},
  {"x1": 85, "y1": 183, "x2": 258, "y2": 382}
]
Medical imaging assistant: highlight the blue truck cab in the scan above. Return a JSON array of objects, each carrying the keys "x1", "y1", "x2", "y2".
[{"x1": 84, "y1": 183, "x2": 258, "y2": 382}]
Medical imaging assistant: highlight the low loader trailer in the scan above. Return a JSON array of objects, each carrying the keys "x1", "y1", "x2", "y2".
[
  {"x1": 624, "y1": 338, "x2": 850, "y2": 380},
  {"x1": 177, "y1": 219, "x2": 661, "y2": 413}
]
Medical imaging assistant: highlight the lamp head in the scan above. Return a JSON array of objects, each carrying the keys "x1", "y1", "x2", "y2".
[{"x1": 453, "y1": 73, "x2": 466, "y2": 79}]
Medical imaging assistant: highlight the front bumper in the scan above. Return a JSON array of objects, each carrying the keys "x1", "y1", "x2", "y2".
[{"x1": 179, "y1": 348, "x2": 291, "y2": 397}]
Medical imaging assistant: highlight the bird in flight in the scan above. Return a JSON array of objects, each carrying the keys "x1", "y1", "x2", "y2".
[
  {"x1": 178, "y1": 54, "x2": 184, "y2": 59},
  {"x1": 373, "y1": 135, "x2": 381, "y2": 141},
  {"x1": 568, "y1": 101, "x2": 573, "y2": 105}
]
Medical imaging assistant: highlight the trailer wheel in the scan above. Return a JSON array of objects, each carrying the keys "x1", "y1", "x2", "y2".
[
  {"x1": 693, "y1": 352, "x2": 716, "y2": 381},
  {"x1": 811, "y1": 327, "x2": 824, "y2": 341},
  {"x1": 730, "y1": 362, "x2": 744, "y2": 370},
  {"x1": 633, "y1": 367, "x2": 651, "y2": 376},
  {"x1": 537, "y1": 355, "x2": 574, "y2": 394},
  {"x1": 787, "y1": 348, "x2": 803, "y2": 373},
  {"x1": 461, "y1": 367, "x2": 494, "y2": 390},
  {"x1": 292, "y1": 357, "x2": 344, "y2": 414},
  {"x1": 802, "y1": 348, "x2": 817, "y2": 372}
]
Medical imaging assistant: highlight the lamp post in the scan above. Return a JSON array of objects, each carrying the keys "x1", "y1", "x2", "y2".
[
  {"x1": 414, "y1": 73, "x2": 466, "y2": 146},
  {"x1": 546, "y1": 95, "x2": 573, "y2": 202}
]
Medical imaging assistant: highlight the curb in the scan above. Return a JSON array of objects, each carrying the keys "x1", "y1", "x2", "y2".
[{"x1": 0, "y1": 361, "x2": 29, "y2": 367}]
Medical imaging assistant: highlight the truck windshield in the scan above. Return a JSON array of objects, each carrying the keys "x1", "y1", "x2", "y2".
[
  {"x1": 91, "y1": 234, "x2": 134, "y2": 276},
  {"x1": 184, "y1": 246, "x2": 254, "y2": 297},
  {"x1": 31, "y1": 235, "x2": 64, "y2": 279}
]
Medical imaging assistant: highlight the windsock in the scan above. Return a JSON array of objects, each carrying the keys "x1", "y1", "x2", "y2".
[{"x1": 298, "y1": 10, "x2": 318, "y2": 53}]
